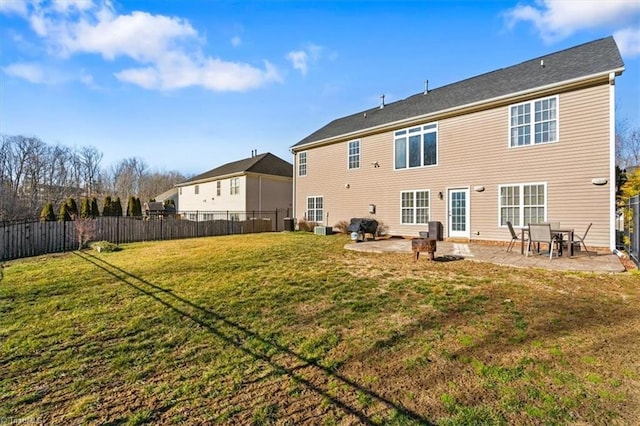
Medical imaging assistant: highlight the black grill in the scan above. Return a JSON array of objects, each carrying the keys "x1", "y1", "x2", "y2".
[{"x1": 347, "y1": 218, "x2": 378, "y2": 241}]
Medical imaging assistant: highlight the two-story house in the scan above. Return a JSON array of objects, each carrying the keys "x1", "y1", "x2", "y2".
[
  {"x1": 176, "y1": 152, "x2": 293, "y2": 221},
  {"x1": 291, "y1": 37, "x2": 624, "y2": 251}
]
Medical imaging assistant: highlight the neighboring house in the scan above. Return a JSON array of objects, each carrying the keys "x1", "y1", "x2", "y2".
[
  {"x1": 153, "y1": 187, "x2": 179, "y2": 210},
  {"x1": 176, "y1": 152, "x2": 293, "y2": 220},
  {"x1": 291, "y1": 37, "x2": 624, "y2": 250}
]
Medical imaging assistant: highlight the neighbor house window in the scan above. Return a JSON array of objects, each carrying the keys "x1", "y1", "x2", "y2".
[
  {"x1": 400, "y1": 190, "x2": 430, "y2": 224},
  {"x1": 179, "y1": 187, "x2": 182, "y2": 195},
  {"x1": 230, "y1": 178, "x2": 239, "y2": 195},
  {"x1": 348, "y1": 140, "x2": 360, "y2": 169},
  {"x1": 510, "y1": 96, "x2": 558, "y2": 147},
  {"x1": 499, "y1": 183, "x2": 546, "y2": 227},
  {"x1": 306, "y1": 196, "x2": 323, "y2": 223},
  {"x1": 216, "y1": 181, "x2": 221, "y2": 196},
  {"x1": 394, "y1": 123, "x2": 438, "y2": 169},
  {"x1": 298, "y1": 152, "x2": 307, "y2": 176},
  {"x1": 194, "y1": 185, "x2": 199, "y2": 195}
]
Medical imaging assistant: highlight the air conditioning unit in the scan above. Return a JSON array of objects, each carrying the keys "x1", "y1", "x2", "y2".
[{"x1": 314, "y1": 226, "x2": 333, "y2": 236}]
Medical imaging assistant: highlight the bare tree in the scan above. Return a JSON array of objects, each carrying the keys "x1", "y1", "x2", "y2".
[
  {"x1": 110, "y1": 157, "x2": 148, "y2": 203},
  {"x1": 139, "y1": 169, "x2": 186, "y2": 203},
  {"x1": 616, "y1": 118, "x2": 640, "y2": 170},
  {"x1": 78, "y1": 145, "x2": 103, "y2": 197}
]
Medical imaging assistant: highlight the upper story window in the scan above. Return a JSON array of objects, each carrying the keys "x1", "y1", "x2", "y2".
[
  {"x1": 298, "y1": 152, "x2": 307, "y2": 176},
  {"x1": 510, "y1": 96, "x2": 558, "y2": 147},
  {"x1": 194, "y1": 185, "x2": 199, "y2": 195},
  {"x1": 394, "y1": 123, "x2": 438, "y2": 170},
  {"x1": 230, "y1": 178, "x2": 239, "y2": 195},
  {"x1": 499, "y1": 183, "x2": 546, "y2": 227},
  {"x1": 348, "y1": 140, "x2": 360, "y2": 169},
  {"x1": 216, "y1": 181, "x2": 221, "y2": 196}
]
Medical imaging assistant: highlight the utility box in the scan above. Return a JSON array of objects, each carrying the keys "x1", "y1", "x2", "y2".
[
  {"x1": 284, "y1": 217, "x2": 295, "y2": 231},
  {"x1": 314, "y1": 226, "x2": 333, "y2": 236}
]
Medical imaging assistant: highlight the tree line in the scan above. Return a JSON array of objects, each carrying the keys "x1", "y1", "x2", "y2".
[{"x1": 1, "y1": 134, "x2": 187, "y2": 222}]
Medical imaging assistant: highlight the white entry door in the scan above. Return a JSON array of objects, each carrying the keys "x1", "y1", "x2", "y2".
[{"x1": 448, "y1": 188, "x2": 470, "y2": 238}]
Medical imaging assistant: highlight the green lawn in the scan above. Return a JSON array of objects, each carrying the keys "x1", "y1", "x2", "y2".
[{"x1": 1, "y1": 232, "x2": 639, "y2": 425}]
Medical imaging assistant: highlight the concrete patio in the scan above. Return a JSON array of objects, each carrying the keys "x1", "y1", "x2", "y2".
[{"x1": 344, "y1": 238, "x2": 627, "y2": 273}]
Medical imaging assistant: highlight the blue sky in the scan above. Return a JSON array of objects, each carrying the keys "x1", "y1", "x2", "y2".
[{"x1": 1, "y1": 0, "x2": 639, "y2": 176}]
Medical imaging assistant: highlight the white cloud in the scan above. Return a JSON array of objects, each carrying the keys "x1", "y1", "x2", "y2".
[
  {"x1": 231, "y1": 36, "x2": 242, "y2": 47},
  {"x1": 1, "y1": 61, "x2": 73, "y2": 84},
  {"x1": 614, "y1": 27, "x2": 640, "y2": 58},
  {"x1": 115, "y1": 52, "x2": 282, "y2": 91},
  {"x1": 0, "y1": 0, "x2": 28, "y2": 16},
  {"x1": 505, "y1": 0, "x2": 640, "y2": 57},
  {"x1": 3, "y1": 0, "x2": 282, "y2": 91},
  {"x1": 287, "y1": 50, "x2": 309, "y2": 75},
  {"x1": 287, "y1": 43, "x2": 329, "y2": 76},
  {"x1": 2, "y1": 62, "x2": 46, "y2": 83}
]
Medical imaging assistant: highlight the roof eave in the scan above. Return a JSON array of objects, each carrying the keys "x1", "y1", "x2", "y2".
[
  {"x1": 175, "y1": 171, "x2": 247, "y2": 187},
  {"x1": 291, "y1": 67, "x2": 624, "y2": 152}
]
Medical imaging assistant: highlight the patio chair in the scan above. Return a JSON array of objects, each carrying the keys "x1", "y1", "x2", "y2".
[
  {"x1": 573, "y1": 223, "x2": 593, "y2": 256},
  {"x1": 506, "y1": 221, "x2": 524, "y2": 252},
  {"x1": 527, "y1": 223, "x2": 562, "y2": 259}
]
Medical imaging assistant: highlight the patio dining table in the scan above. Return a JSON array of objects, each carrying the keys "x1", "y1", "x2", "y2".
[{"x1": 520, "y1": 226, "x2": 575, "y2": 257}]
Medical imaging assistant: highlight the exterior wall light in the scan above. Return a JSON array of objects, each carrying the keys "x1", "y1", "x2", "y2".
[
  {"x1": 438, "y1": 191, "x2": 443, "y2": 200},
  {"x1": 473, "y1": 185, "x2": 485, "y2": 192},
  {"x1": 591, "y1": 178, "x2": 608, "y2": 185}
]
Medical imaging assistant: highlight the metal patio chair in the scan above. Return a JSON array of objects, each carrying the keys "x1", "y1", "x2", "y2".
[
  {"x1": 527, "y1": 223, "x2": 562, "y2": 259},
  {"x1": 573, "y1": 223, "x2": 593, "y2": 256},
  {"x1": 506, "y1": 221, "x2": 525, "y2": 252}
]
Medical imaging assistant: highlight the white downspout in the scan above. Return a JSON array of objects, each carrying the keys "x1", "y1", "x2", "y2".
[{"x1": 609, "y1": 72, "x2": 616, "y2": 252}]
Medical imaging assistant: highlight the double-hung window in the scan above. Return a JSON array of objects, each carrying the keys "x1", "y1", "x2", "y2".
[
  {"x1": 194, "y1": 185, "x2": 199, "y2": 195},
  {"x1": 400, "y1": 190, "x2": 430, "y2": 224},
  {"x1": 216, "y1": 181, "x2": 221, "y2": 196},
  {"x1": 230, "y1": 178, "x2": 239, "y2": 195},
  {"x1": 394, "y1": 123, "x2": 437, "y2": 169},
  {"x1": 298, "y1": 152, "x2": 307, "y2": 176},
  {"x1": 499, "y1": 183, "x2": 546, "y2": 227},
  {"x1": 510, "y1": 96, "x2": 558, "y2": 147},
  {"x1": 306, "y1": 196, "x2": 324, "y2": 223},
  {"x1": 348, "y1": 140, "x2": 360, "y2": 169}
]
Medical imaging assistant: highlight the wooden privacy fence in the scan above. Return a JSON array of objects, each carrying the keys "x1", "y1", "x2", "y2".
[{"x1": 1, "y1": 209, "x2": 290, "y2": 262}]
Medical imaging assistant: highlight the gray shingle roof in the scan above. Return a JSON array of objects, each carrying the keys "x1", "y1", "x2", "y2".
[
  {"x1": 292, "y1": 36, "x2": 624, "y2": 149},
  {"x1": 179, "y1": 152, "x2": 292, "y2": 185}
]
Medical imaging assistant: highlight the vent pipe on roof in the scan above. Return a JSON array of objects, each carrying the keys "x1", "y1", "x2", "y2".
[
  {"x1": 379, "y1": 94, "x2": 385, "y2": 109},
  {"x1": 424, "y1": 79, "x2": 429, "y2": 94}
]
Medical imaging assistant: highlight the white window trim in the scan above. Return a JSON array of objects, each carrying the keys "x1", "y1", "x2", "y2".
[
  {"x1": 306, "y1": 195, "x2": 324, "y2": 223},
  {"x1": 298, "y1": 152, "x2": 307, "y2": 177},
  {"x1": 498, "y1": 182, "x2": 547, "y2": 227},
  {"x1": 347, "y1": 139, "x2": 360, "y2": 170},
  {"x1": 400, "y1": 189, "x2": 431, "y2": 225},
  {"x1": 230, "y1": 177, "x2": 240, "y2": 195},
  {"x1": 393, "y1": 123, "x2": 438, "y2": 170},
  {"x1": 508, "y1": 95, "x2": 559, "y2": 148}
]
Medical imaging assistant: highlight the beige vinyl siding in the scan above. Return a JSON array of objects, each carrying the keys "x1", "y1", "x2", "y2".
[
  {"x1": 295, "y1": 83, "x2": 612, "y2": 248},
  {"x1": 245, "y1": 175, "x2": 293, "y2": 212}
]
